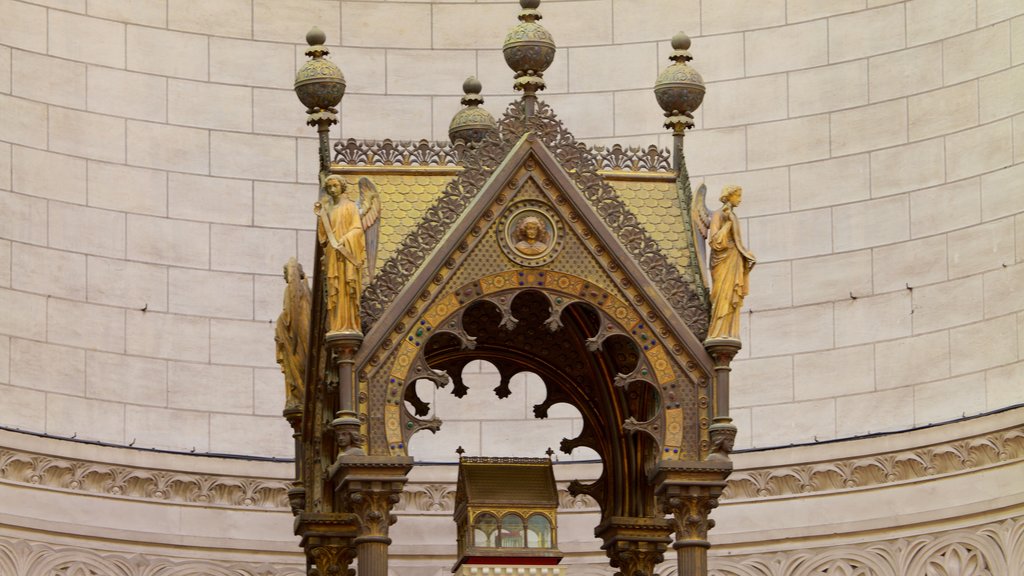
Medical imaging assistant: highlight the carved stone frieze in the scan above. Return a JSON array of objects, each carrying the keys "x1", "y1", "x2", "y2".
[
  {"x1": 722, "y1": 425, "x2": 1024, "y2": 500},
  {"x1": 1, "y1": 423, "x2": 1019, "y2": 511},
  {"x1": 0, "y1": 538, "x2": 304, "y2": 576},
  {"x1": 700, "y1": 517, "x2": 1024, "y2": 576},
  {"x1": 0, "y1": 447, "x2": 290, "y2": 508}
]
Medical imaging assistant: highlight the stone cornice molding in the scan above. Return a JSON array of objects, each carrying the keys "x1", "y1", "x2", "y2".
[
  {"x1": 0, "y1": 446, "x2": 292, "y2": 510},
  {"x1": 722, "y1": 423, "x2": 1024, "y2": 501},
  {"x1": 1, "y1": 414, "x2": 1020, "y2": 512}
]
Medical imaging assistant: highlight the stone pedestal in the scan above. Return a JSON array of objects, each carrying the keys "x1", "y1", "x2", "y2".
[
  {"x1": 326, "y1": 331, "x2": 364, "y2": 458},
  {"x1": 703, "y1": 338, "x2": 741, "y2": 461}
]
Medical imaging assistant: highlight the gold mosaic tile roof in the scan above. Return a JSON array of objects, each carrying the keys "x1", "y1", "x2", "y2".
[
  {"x1": 604, "y1": 176, "x2": 689, "y2": 272},
  {"x1": 456, "y1": 457, "x2": 558, "y2": 507},
  {"x1": 333, "y1": 167, "x2": 689, "y2": 275},
  {"x1": 333, "y1": 170, "x2": 459, "y2": 263}
]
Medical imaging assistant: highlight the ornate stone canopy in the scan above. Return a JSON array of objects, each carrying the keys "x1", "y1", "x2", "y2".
[{"x1": 286, "y1": 3, "x2": 737, "y2": 575}]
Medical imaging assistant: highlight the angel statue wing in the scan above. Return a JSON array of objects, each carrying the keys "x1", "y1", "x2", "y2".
[
  {"x1": 692, "y1": 183, "x2": 711, "y2": 239},
  {"x1": 357, "y1": 177, "x2": 382, "y2": 282},
  {"x1": 691, "y1": 183, "x2": 712, "y2": 286}
]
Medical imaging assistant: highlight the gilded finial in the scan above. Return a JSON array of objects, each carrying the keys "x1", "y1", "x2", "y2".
[
  {"x1": 295, "y1": 26, "x2": 345, "y2": 123},
  {"x1": 449, "y1": 76, "x2": 497, "y2": 144},
  {"x1": 654, "y1": 31, "x2": 705, "y2": 134},
  {"x1": 503, "y1": 0, "x2": 556, "y2": 107}
]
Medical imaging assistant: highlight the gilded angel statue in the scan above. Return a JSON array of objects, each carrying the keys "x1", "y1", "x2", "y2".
[
  {"x1": 693, "y1": 184, "x2": 756, "y2": 340},
  {"x1": 314, "y1": 175, "x2": 381, "y2": 334},
  {"x1": 275, "y1": 258, "x2": 311, "y2": 411}
]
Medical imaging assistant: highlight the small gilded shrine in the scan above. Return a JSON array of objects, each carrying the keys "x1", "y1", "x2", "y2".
[
  {"x1": 276, "y1": 1, "x2": 756, "y2": 575},
  {"x1": 453, "y1": 456, "x2": 562, "y2": 573}
]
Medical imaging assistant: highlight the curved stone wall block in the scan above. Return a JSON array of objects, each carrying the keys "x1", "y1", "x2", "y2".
[{"x1": 0, "y1": 0, "x2": 1019, "y2": 459}]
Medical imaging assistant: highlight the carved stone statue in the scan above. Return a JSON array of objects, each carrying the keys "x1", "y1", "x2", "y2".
[
  {"x1": 275, "y1": 258, "x2": 311, "y2": 411},
  {"x1": 315, "y1": 175, "x2": 367, "y2": 334},
  {"x1": 698, "y1": 185, "x2": 756, "y2": 340}
]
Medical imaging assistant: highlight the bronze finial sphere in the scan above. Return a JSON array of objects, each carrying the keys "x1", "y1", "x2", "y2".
[
  {"x1": 449, "y1": 76, "x2": 496, "y2": 144},
  {"x1": 294, "y1": 27, "x2": 346, "y2": 115},
  {"x1": 654, "y1": 31, "x2": 704, "y2": 132},
  {"x1": 463, "y1": 76, "x2": 483, "y2": 95},
  {"x1": 671, "y1": 31, "x2": 691, "y2": 51},
  {"x1": 306, "y1": 26, "x2": 327, "y2": 47},
  {"x1": 503, "y1": 0, "x2": 556, "y2": 94}
]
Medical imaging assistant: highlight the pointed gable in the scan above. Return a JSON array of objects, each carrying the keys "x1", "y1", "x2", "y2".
[{"x1": 359, "y1": 101, "x2": 710, "y2": 344}]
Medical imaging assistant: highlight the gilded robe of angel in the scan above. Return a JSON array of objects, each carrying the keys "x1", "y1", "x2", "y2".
[
  {"x1": 708, "y1": 185, "x2": 756, "y2": 340},
  {"x1": 316, "y1": 175, "x2": 366, "y2": 334},
  {"x1": 275, "y1": 258, "x2": 311, "y2": 411}
]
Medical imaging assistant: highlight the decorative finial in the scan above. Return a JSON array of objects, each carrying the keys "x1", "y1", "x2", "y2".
[
  {"x1": 462, "y1": 76, "x2": 483, "y2": 98},
  {"x1": 545, "y1": 447, "x2": 554, "y2": 458},
  {"x1": 654, "y1": 31, "x2": 705, "y2": 135},
  {"x1": 294, "y1": 27, "x2": 345, "y2": 119},
  {"x1": 305, "y1": 26, "x2": 327, "y2": 49},
  {"x1": 295, "y1": 27, "x2": 345, "y2": 174},
  {"x1": 671, "y1": 31, "x2": 691, "y2": 52},
  {"x1": 456, "y1": 446, "x2": 466, "y2": 457},
  {"x1": 503, "y1": 0, "x2": 556, "y2": 112},
  {"x1": 449, "y1": 76, "x2": 497, "y2": 144}
]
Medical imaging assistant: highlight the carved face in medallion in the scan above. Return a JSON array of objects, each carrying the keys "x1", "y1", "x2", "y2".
[
  {"x1": 509, "y1": 213, "x2": 553, "y2": 259},
  {"x1": 513, "y1": 216, "x2": 550, "y2": 256},
  {"x1": 498, "y1": 201, "x2": 563, "y2": 267}
]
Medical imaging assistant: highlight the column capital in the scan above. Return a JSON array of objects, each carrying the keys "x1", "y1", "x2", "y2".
[
  {"x1": 703, "y1": 338, "x2": 742, "y2": 367},
  {"x1": 654, "y1": 478, "x2": 726, "y2": 549},
  {"x1": 333, "y1": 457, "x2": 413, "y2": 543},
  {"x1": 295, "y1": 513, "x2": 360, "y2": 576},
  {"x1": 308, "y1": 540, "x2": 356, "y2": 576},
  {"x1": 595, "y1": 516, "x2": 673, "y2": 576}
]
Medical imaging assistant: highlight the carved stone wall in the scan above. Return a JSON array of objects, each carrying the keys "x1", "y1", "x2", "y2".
[
  {"x1": 704, "y1": 519, "x2": 1024, "y2": 576},
  {"x1": 1, "y1": 0, "x2": 1021, "y2": 457},
  {"x1": 1, "y1": 410, "x2": 1021, "y2": 575},
  {"x1": 1, "y1": 511, "x2": 1019, "y2": 576}
]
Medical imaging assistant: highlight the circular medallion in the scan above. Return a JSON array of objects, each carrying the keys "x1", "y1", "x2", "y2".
[{"x1": 498, "y1": 201, "x2": 563, "y2": 267}]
